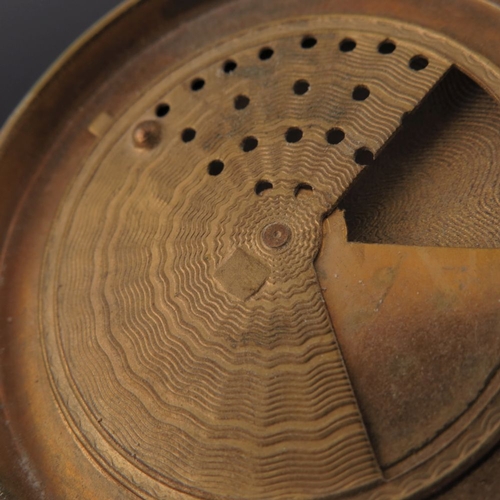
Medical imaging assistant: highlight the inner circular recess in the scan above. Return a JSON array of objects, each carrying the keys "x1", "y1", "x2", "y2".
[{"x1": 39, "y1": 14, "x2": 500, "y2": 500}]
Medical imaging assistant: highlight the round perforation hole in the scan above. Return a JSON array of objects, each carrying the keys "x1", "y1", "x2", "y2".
[
  {"x1": 155, "y1": 103, "x2": 170, "y2": 118},
  {"x1": 293, "y1": 80, "x2": 310, "y2": 95},
  {"x1": 378, "y1": 40, "x2": 396, "y2": 54},
  {"x1": 241, "y1": 136, "x2": 259, "y2": 152},
  {"x1": 354, "y1": 147, "x2": 374, "y2": 165},
  {"x1": 255, "y1": 180, "x2": 273, "y2": 195},
  {"x1": 352, "y1": 85, "x2": 370, "y2": 101},
  {"x1": 339, "y1": 38, "x2": 356, "y2": 52},
  {"x1": 223, "y1": 60, "x2": 237, "y2": 73},
  {"x1": 326, "y1": 128, "x2": 345, "y2": 145},
  {"x1": 409, "y1": 55, "x2": 429, "y2": 71},
  {"x1": 234, "y1": 95, "x2": 250, "y2": 110},
  {"x1": 191, "y1": 78, "x2": 205, "y2": 91},
  {"x1": 285, "y1": 127, "x2": 303, "y2": 143},
  {"x1": 208, "y1": 160, "x2": 224, "y2": 176},
  {"x1": 182, "y1": 128, "x2": 196, "y2": 143},
  {"x1": 301, "y1": 36, "x2": 317, "y2": 49},
  {"x1": 259, "y1": 47, "x2": 274, "y2": 60}
]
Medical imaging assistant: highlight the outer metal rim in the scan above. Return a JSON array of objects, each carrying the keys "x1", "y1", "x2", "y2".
[{"x1": 2, "y1": 0, "x2": 500, "y2": 498}]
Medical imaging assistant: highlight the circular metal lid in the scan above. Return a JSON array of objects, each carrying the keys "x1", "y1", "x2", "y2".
[{"x1": 2, "y1": 0, "x2": 500, "y2": 498}]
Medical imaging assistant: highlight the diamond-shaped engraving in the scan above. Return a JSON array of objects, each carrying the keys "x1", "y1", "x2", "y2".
[{"x1": 215, "y1": 248, "x2": 270, "y2": 300}]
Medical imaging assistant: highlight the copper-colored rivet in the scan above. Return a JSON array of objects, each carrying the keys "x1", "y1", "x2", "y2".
[
  {"x1": 262, "y1": 223, "x2": 292, "y2": 249},
  {"x1": 133, "y1": 120, "x2": 162, "y2": 149}
]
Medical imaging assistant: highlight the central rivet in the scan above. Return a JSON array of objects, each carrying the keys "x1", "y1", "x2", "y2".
[{"x1": 262, "y1": 223, "x2": 292, "y2": 249}]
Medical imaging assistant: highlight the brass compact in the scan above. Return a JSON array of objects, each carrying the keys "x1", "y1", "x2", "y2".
[{"x1": 1, "y1": 0, "x2": 500, "y2": 498}]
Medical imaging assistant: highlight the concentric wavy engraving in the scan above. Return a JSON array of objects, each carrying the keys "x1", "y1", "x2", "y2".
[
  {"x1": 40, "y1": 20, "x2": 461, "y2": 500},
  {"x1": 341, "y1": 67, "x2": 500, "y2": 248}
]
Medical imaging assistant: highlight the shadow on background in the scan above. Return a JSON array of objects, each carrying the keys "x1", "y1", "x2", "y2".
[{"x1": 0, "y1": 0, "x2": 122, "y2": 127}]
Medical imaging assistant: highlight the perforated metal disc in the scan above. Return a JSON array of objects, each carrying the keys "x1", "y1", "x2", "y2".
[{"x1": 2, "y1": 1, "x2": 500, "y2": 499}]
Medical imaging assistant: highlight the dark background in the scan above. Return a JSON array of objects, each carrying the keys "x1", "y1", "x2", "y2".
[{"x1": 0, "y1": 0, "x2": 122, "y2": 127}]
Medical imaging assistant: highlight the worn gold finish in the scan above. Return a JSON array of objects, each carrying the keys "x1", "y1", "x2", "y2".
[{"x1": 2, "y1": 1, "x2": 500, "y2": 499}]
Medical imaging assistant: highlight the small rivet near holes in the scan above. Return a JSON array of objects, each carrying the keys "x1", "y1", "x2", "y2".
[{"x1": 133, "y1": 121, "x2": 162, "y2": 150}]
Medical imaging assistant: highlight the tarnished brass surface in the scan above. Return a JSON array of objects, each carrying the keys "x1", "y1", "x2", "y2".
[{"x1": 2, "y1": 0, "x2": 500, "y2": 498}]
